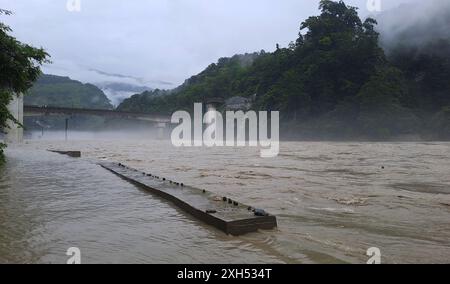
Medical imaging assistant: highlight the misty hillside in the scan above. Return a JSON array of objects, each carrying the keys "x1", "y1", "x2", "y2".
[
  {"x1": 117, "y1": 0, "x2": 450, "y2": 140},
  {"x1": 118, "y1": 53, "x2": 260, "y2": 114},
  {"x1": 26, "y1": 74, "x2": 113, "y2": 110},
  {"x1": 95, "y1": 82, "x2": 153, "y2": 106},
  {"x1": 377, "y1": 0, "x2": 450, "y2": 58},
  {"x1": 376, "y1": 0, "x2": 450, "y2": 120}
]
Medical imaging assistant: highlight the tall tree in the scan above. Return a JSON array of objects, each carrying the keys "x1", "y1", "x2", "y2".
[
  {"x1": 294, "y1": 0, "x2": 385, "y2": 115},
  {"x1": 0, "y1": 9, "x2": 49, "y2": 160}
]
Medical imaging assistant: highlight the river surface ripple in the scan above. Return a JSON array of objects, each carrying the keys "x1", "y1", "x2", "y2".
[{"x1": 1, "y1": 138, "x2": 449, "y2": 263}]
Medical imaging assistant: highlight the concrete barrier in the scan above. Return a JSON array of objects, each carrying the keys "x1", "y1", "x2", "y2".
[
  {"x1": 99, "y1": 162, "x2": 278, "y2": 236},
  {"x1": 48, "y1": 150, "x2": 81, "y2": 158}
]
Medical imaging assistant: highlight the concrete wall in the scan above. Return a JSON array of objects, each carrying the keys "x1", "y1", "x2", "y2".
[{"x1": 4, "y1": 93, "x2": 24, "y2": 144}]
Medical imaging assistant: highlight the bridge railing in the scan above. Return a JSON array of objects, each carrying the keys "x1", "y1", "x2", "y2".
[{"x1": 23, "y1": 105, "x2": 171, "y2": 123}]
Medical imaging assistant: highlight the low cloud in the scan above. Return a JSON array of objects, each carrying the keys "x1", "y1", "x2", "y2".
[{"x1": 2, "y1": 0, "x2": 418, "y2": 90}]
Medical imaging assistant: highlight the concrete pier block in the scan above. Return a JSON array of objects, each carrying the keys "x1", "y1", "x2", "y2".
[
  {"x1": 5, "y1": 93, "x2": 24, "y2": 144},
  {"x1": 48, "y1": 150, "x2": 81, "y2": 158},
  {"x1": 156, "y1": 122, "x2": 166, "y2": 140}
]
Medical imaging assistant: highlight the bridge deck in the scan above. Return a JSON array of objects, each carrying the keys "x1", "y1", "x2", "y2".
[
  {"x1": 24, "y1": 105, "x2": 171, "y2": 123},
  {"x1": 99, "y1": 162, "x2": 277, "y2": 236}
]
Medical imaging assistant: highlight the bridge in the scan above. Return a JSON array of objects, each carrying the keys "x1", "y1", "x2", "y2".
[
  {"x1": 4, "y1": 94, "x2": 172, "y2": 143},
  {"x1": 24, "y1": 105, "x2": 171, "y2": 123}
]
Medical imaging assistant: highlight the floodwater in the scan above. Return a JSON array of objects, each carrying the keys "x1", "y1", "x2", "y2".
[{"x1": 1, "y1": 133, "x2": 450, "y2": 263}]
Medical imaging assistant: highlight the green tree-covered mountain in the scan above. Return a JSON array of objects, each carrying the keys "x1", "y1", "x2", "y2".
[
  {"x1": 24, "y1": 74, "x2": 114, "y2": 131},
  {"x1": 117, "y1": 0, "x2": 450, "y2": 140},
  {"x1": 26, "y1": 74, "x2": 113, "y2": 109}
]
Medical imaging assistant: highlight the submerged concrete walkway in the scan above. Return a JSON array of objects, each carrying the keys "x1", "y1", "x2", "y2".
[{"x1": 100, "y1": 162, "x2": 277, "y2": 236}]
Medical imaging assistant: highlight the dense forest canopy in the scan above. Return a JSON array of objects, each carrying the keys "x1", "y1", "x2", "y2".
[{"x1": 118, "y1": 0, "x2": 450, "y2": 140}]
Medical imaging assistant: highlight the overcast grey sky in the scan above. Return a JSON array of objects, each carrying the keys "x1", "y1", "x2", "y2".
[{"x1": 1, "y1": 0, "x2": 416, "y2": 88}]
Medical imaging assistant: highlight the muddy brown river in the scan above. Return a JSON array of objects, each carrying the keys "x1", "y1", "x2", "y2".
[{"x1": 1, "y1": 134, "x2": 449, "y2": 263}]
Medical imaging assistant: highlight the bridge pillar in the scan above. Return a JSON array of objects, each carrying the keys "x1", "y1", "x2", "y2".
[
  {"x1": 5, "y1": 93, "x2": 24, "y2": 144},
  {"x1": 156, "y1": 122, "x2": 166, "y2": 140}
]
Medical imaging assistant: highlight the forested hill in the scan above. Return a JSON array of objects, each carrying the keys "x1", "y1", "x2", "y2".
[
  {"x1": 117, "y1": 53, "x2": 260, "y2": 114},
  {"x1": 26, "y1": 74, "x2": 113, "y2": 110},
  {"x1": 117, "y1": 0, "x2": 450, "y2": 140}
]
